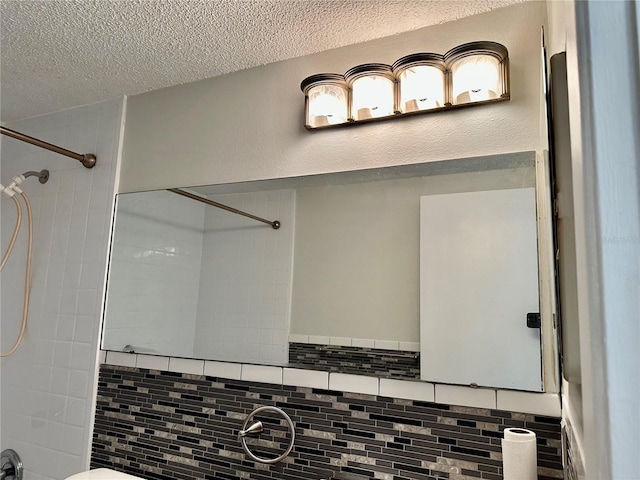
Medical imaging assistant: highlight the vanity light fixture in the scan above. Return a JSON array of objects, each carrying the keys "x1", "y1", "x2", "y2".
[
  {"x1": 445, "y1": 41, "x2": 509, "y2": 105},
  {"x1": 300, "y1": 41, "x2": 509, "y2": 130},
  {"x1": 301, "y1": 74, "x2": 349, "y2": 129},
  {"x1": 392, "y1": 53, "x2": 447, "y2": 113},
  {"x1": 345, "y1": 64, "x2": 396, "y2": 121}
]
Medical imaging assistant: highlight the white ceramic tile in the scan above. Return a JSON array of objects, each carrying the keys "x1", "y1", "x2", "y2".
[
  {"x1": 168, "y1": 357, "x2": 204, "y2": 375},
  {"x1": 329, "y1": 373, "x2": 379, "y2": 396},
  {"x1": 283, "y1": 368, "x2": 329, "y2": 389},
  {"x1": 329, "y1": 336, "x2": 352, "y2": 346},
  {"x1": 308, "y1": 335, "x2": 330, "y2": 345},
  {"x1": 136, "y1": 354, "x2": 170, "y2": 371},
  {"x1": 70, "y1": 342, "x2": 92, "y2": 371},
  {"x1": 288, "y1": 334, "x2": 309, "y2": 343},
  {"x1": 374, "y1": 340, "x2": 399, "y2": 350},
  {"x1": 204, "y1": 360, "x2": 242, "y2": 380},
  {"x1": 68, "y1": 370, "x2": 89, "y2": 398},
  {"x1": 379, "y1": 379, "x2": 435, "y2": 402},
  {"x1": 435, "y1": 384, "x2": 497, "y2": 409},
  {"x1": 399, "y1": 341, "x2": 421, "y2": 352},
  {"x1": 65, "y1": 398, "x2": 87, "y2": 427},
  {"x1": 105, "y1": 351, "x2": 137, "y2": 368},
  {"x1": 496, "y1": 390, "x2": 561, "y2": 417},
  {"x1": 50, "y1": 367, "x2": 70, "y2": 395},
  {"x1": 241, "y1": 364, "x2": 283, "y2": 384},
  {"x1": 53, "y1": 341, "x2": 73, "y2": 368},
  {"x1": 351, "y1": 338, "x2": 375, "y2": 348},
  {"x1": 74, "y1": 315, "x2": 96, "y2": 343}
]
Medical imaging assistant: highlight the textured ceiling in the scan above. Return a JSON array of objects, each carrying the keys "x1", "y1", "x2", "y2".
[{"x1": 1, "y1": 0, "x2": 527, "y2": 122}]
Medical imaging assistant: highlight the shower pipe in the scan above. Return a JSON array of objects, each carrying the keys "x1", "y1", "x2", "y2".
[
  {"x1": 0, "y1": 126, "x2": 96, "y2": 168},
  {"x1": 168, "y1": 188, "x2": 281, "y2": 229}
]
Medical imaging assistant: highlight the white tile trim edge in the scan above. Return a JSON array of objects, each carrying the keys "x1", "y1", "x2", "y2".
[{"x1": 100, "y1": 350, "x2": 560, "y2": 416}]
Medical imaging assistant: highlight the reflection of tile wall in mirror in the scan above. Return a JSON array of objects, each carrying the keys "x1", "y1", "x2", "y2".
[
  {"x1": 104, "y1": 191, "x2": 206, "y2": 357},
  {"x1": 103, "y1": 189, "x2": 295, "y2": 364},
  {"x1": 288, "y1": 342, "x2": 421, "y2": 380},
  {"x1": 193, "y1": 189, "x2": 295, "y2": 364}
]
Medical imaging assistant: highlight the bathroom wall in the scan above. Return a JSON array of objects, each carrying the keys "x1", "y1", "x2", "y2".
[
  {"x1": 103, "y1": 191, "x2": 205, "y2": 357},
  {"x1": 118, "y1": 2, "x2": 547, "y2": 193},
  {"x1": 290, "y1": 162, "x2": 535, "y2": 343},
  {"x1": 115, "y1": 1, "x2": 560, "y2": 393},
  {"x1": 194, "y1": 190, "x2": 295, "y2": 364},
  {"x1": 92, "y1": 365, "x2": 564, "y2": 480},
  {"x1": 0, "y1": 97, "x2": 125, "y2": 480}
]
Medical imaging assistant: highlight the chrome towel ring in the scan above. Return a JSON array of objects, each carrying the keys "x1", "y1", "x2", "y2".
[{"x1": 238, "y1": 406, "x2": 295, "y2": 464}]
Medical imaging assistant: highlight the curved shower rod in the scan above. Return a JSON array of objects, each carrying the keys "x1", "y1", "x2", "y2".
[{"x1": 0, "y1": 126, "x2": 96, "y2": 168}]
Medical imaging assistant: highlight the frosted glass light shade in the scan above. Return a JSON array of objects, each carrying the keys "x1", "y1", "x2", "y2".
[
  {"x1": 300, "y1": 73, "x2": 349, "y2": 129},
  {"x1": 451, "y1": 54, "x2": 501, "y2": 105},
  {"x1": 397, "y1": 65, "x2": 445, "y2": 113},
  {"x1": 306, "y1": 84, "x2": 349, "y2": 128},
  {"x1": 345, "y1": 64, "x2": 396, "y2": 122},
  {"x1": 350, "y1": 75, "x2": 395, "y2": 120}
]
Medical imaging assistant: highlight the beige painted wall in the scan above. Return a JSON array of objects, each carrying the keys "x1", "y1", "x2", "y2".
[
  {"x1": 119, "y1": 2, "x2": 547, "y2": 193},
  {"x1": 290, "y1": 162, "x2": 536, "y2": 342}
]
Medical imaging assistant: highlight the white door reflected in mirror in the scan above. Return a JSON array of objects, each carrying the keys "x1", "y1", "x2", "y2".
[{"x1": 419, "y1": 187, "x2": 542, "y2": 391}]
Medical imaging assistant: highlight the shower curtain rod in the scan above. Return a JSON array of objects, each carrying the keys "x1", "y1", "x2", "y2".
[
  {"x1": 0, "y1": 126, "x2": 96, "y2": 168},
  {"x1": 167, "y1": 188, "x2": 281, "y2": 230}
]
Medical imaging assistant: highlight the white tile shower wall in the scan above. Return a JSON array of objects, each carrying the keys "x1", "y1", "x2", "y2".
[
  {"x1": 193, "y1": 190, "x2": 295, "y2": 364},
  {"x1": 0, "y1": 97, "x2": 124, "y2": 480},
  {"x1": 103, "y1": 191, "x2": 204, "y2": 357}
]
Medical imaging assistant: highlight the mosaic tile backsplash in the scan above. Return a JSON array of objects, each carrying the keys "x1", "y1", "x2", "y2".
[
  {"x1": 288, "y1": 343, "x2": 421, "y2": 380},
  {"x1": 92, "y1": 365, "x2": 563, "y2": 480}
]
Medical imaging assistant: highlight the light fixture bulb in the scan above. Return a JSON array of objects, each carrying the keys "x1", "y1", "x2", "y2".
[
  {"x1": 351, "y1": 76, "x2": 395, "y2": 120},
  {"x1": 345, "y1": 64, "x2": 396, "y2": 122},
  {"x1": 300, "y1": 73, "x2": 349, "y2": 129},
  {"x1": 451, "y1": 54, "x2": 501, "y2": 104},
  {"x1": 307, "y1": 84, "x2": 348, "y2": 128},
  {"x1": 398, "y1": 65, "x2": 445, "y2": 112}
]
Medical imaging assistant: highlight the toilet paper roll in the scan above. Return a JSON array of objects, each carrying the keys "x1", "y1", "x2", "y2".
[{"x1": 502, "y1": 428, "x2": 537, "y2": 480}]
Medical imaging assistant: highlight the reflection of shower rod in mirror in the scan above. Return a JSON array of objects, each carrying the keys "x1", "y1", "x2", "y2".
[{"x1": 167, "y1": 188, "x2": 281, "y2": 229}]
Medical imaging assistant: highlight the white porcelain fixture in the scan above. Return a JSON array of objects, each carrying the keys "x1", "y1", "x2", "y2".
[{"x1": 65, "y1": 468, "x2": 145, "y2": 480}]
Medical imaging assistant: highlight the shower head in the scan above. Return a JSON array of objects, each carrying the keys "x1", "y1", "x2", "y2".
[
  {"x1": 21, "y1": 170, "x2": 49, "y2": 184},
  {"x1": 4, "y1": 170, "x2": 50, "y2": 195}
]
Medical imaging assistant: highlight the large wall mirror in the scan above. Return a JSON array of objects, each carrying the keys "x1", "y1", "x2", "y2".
[{"x1": 102, "y1": 151, "x2": 545, "y2": 391}]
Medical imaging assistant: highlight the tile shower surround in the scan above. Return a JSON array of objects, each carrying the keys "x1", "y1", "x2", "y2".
[
  {"x1": 289, "y1": 343, "x2": 421, "y2": 380},
  {"x1": 92, "y1": 366, "x2": 563, "y2": 480},
  {"x1": 0, "y1": 98, "x2": 124, "y2": 480}
]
